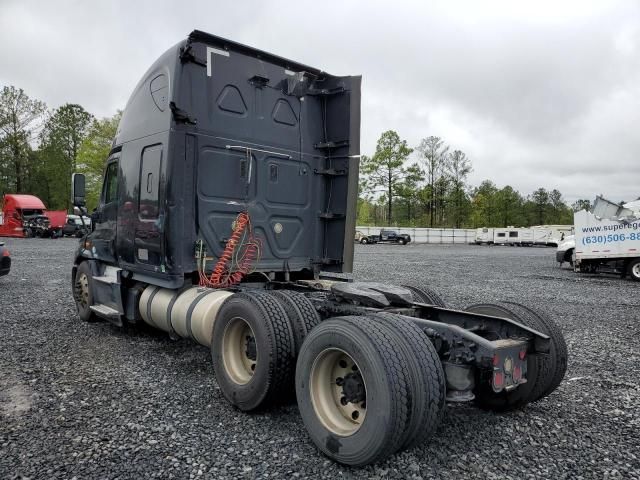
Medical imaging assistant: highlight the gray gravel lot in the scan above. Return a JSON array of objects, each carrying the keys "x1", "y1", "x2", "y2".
[{"x1": 1, "y1": 238, "x2": 639, "y2": 479}]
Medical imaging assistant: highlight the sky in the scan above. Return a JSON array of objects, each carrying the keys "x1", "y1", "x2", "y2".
[{"x1": 1, "y1": 0, "x2": 639, "y2": 203}]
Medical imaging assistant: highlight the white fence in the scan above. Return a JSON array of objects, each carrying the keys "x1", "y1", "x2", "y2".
[{"x1": 356, "y1": 226, "x2": 476, "y2": 244}]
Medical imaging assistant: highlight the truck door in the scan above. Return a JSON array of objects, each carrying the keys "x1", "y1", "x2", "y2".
[{"x1": 91, "y1": 157, "x2": 119, "y2": 263}]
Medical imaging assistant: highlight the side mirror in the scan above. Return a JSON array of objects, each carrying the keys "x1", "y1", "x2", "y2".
[{"x1": 72, "y1": 173, "x2": 86, "y2": 207}]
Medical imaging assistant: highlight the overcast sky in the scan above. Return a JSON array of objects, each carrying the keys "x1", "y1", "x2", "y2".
[{"x1": 1, "y1": 0, "x2": 638, "y2": 202}]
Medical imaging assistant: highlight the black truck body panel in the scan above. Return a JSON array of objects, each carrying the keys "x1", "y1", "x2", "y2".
[{"x1": 83, "y1": 31, "x2": 361, "y2": 287}]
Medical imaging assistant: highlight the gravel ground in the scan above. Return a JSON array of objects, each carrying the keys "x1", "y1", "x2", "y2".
[{"x1": 1, "y1": 238, "x2": 639, "y2": 479}]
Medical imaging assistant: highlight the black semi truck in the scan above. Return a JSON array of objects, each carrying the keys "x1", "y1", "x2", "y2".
[{"x1": 71, "y1": 31, "x2": 567, "y2": 466}]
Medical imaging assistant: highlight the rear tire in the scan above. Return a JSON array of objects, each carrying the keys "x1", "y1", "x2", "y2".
[
  {"x1": 509, "y1": 302, "x2": 568, "y2": 401},
  {"x1": 403, "y1": 285, "x2": 447, "y2": 307},
  {"x1": 371, "y1": 313, "x2": 446, "y2": 450},
  {"x1": 73, "y1": 262, "x2": 97, "y2": 322},
  {"x1": 270, "y1": 290, "x2": 321, "y2": 355},
  {"x1": 464, "y1": 302, "x2": 566, "y2": 411},
  {"x1": 211, "y1": 291, "x2": 295, "y2": 411},
  {"x1": 295, "y1": 316, "x2": 411, "y2": 466},
  {"x1": 627, "y1": 259, "x2": 640, "y2": 281},
  {"x1": 360, "y1": 238, "x2": 368, "y2": 244}
]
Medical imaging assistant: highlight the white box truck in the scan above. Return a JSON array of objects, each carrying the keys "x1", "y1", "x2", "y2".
[{"x1": 557, "y1": 198, "x2": 640, "y2": 281}]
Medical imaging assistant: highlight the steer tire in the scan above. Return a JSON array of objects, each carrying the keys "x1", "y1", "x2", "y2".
[
  {"x1": 360, "y1": 238, "x2": 368, "y2": 244},
  {"x1": 627, "y1": 259, "x2": 640, "y2": 282},
  {"x1": 211, "y1": 291, "x2": 295, "y2": 411},
  {"x1": 403, "y1": 285, "x2": 447, "y2": 307},
  {"x1": 73, "y1": 261, "x2": 97, "y2": 322},
  {"x1": 270, "y1": 290, "x2": 321, "y2": 355},
  {"x1": 296, "y1": 316, "x2": 411, "y2": 466},
  {"x1": 371, "y1": 313, "x2": 446, "y2": 451},
  {"x1": 464, "y1": 302, "x2": 564, "y2": 411}
]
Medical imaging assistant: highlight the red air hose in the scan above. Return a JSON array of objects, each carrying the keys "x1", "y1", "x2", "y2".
[{"x1": 200, "y1": 212, "x2": 260, "y2": 288}]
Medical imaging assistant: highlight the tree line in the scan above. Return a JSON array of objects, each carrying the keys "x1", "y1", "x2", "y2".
[
  {"x1": 0, "y1": 85, "x2": 119, "y2": 211},
  {"x1": 359, "y1": 130, "x2": 589, "y2": 228}
]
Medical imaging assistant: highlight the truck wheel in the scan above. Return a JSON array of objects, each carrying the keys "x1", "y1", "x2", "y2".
[
  {"x1": 627, "y1": 259, "x2": 640, "y2": 281},
  {"x1": 403, "y1": 285, "x2": 447, "y2": 307},
  {"x1": 464, "y1": 302, "x2": 565, "y2": 411},
  {"x1": 270, "y1": 290, "x2": 321, "y2": 355},
  {"x1": 564, "y1": 248, "x2": 575, "y2": 267},
  {"x1": 211, "y1": 291, "x2": 295, "y2": 411},
  {"x1": 507, "y1": 302, "x2": 568, "y2": 401},
  {"x1": 296, "y1": 316, "x2": 410, "y2": 466},
  {"x1": 399, "y1": 239, "x2": 407, "y2": 245},
  {"x1": 73, "y1": 262, "x2": 97, "y2": 322},
  {"x1": 371, "y1": 313, "x2": 446, "y2": 451},
  {"x1": 360, "y1": 238, "x2": 368, "y2": 244}
]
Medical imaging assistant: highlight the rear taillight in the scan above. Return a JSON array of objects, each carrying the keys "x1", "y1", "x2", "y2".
[
  {"x1": 519, "y1": 349, "x2": 527, "y2": 360},
  {"x1": 493, "y1": 371, "x2": 504, "y2": 389},
  {"x1": 513, "y1": 365, "x2": 522, "y2": 382},
  {"x1": 1, "y1": 249, "x2": 9, "y2": 257}
]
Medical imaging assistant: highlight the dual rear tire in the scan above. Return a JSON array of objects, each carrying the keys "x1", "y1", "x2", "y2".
[
  {"x1": 211, "y1": 291, "x2": 447, "y2": 466},
  {"x1": 295, "y1": 315, "x2": 445, "y2": 466},
  {"x1": 210, "y1": 290, "x2": 321, "y2": 411}
]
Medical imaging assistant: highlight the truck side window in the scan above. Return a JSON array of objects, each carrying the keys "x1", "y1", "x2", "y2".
[{"x1": 104, "y1": 162, "x2": 118, "y2": 204}]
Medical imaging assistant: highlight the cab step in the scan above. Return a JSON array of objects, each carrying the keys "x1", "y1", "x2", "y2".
[{"x1": 90, "y1": 304, "x2": 123, "y2": 326}]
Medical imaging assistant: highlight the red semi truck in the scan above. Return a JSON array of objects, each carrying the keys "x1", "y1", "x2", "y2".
[{"x1": 0, "y1": 194, "x2": 66, "y2": 238}]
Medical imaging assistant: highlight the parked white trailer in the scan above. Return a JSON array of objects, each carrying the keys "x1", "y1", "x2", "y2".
[
  {"x1": 531, "y1": 225, "x2": 573, "y2": 246},
  {"x1": 480, "y1": 227, "x2": 560, "y2": 247},
  {"x1": 474, "y1": 228, "x2": 494, "y2": 244}
]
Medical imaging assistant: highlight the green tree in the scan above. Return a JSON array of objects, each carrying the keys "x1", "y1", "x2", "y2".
[
  {"x1": 530, "y1": 187, "x2": 550, "y2": 225},
  {"x1": 470, "y1": 180, "x2": 498, "y2": 227},
  {"x1": 0, "y1": 86, "x2": 47, "y2": 193},
  {"x1": 394, "y1": 164, "x2": 423, "y2": 224},
  {"x1": 360, "y1": 131, "x2": 415, "y2": 225},
  {"x1": 446, "y1": 150, "x2": 472, "y2": 228},
  {"x1": 416, "y1": 136, "x2": 449, "y2": 227},
  {"x1": 77, "y1": 112, "x2": 121, "y2": 210},
  {"x1": 40, "y1": 104, "x2": 93, "y2": 209},
  {"x1": 495, "y1": 186, "x2": 522, "y2": 227}
]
